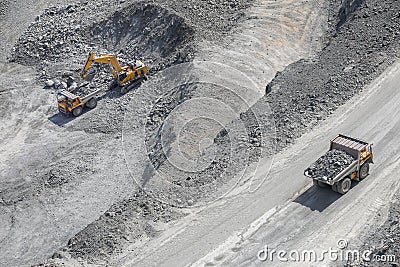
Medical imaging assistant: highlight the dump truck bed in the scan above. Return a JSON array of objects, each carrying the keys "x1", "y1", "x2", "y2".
[
  {"x1": 305, "y1": 158, "x2": 358, "y2": 185},
  {"x1": 304, "y1": 149, "x2": 357, "y2": 185},
  {"x1": 330, "y1": 134, "x2": 368, "y2": 159}
]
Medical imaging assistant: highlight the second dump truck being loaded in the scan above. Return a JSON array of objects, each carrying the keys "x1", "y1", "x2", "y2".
[
  {"x1": 57, "y1": 89, "x2": 101, "y2": 117},
  {"x1": 304, "y1": 134, "x2": 374, "y2": 194}
]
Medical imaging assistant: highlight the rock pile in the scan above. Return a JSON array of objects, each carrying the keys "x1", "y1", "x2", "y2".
[
  {"x1": 61, "y1": 190, "x2": 184, "y2": 263},
  {"x1": 10, "y1": 2, "x2": 197, "y2": 81},
  {"x1": 45, "y1": 74, "x2": 78, "y2": 91},
  {"x1": 10, "y1": 0, "x2": 255, "y2": 83},
  {"x1": 305, "y1": 149, "x2": 355, "y2": 181}
]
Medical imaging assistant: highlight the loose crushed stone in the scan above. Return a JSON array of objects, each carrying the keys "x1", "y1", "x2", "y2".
[
  {"x1": 0, "y1": 0, "x2": 9, "y2": 20},
  {"x1": 305, "y1": 149, "x2": 355, "y2": 180},
  {"x1": 8, "y1": 0, "x2": 256, "y2": 265}
]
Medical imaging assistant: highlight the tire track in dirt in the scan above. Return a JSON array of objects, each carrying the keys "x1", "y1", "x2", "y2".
[{"x1": 197, "y1": 0, "x2": 327, "y2": 98}]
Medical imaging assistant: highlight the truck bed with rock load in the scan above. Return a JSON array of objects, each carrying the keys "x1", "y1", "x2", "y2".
[{"x1": 304, "y1": 134, "x2": 374, "y2": 194}]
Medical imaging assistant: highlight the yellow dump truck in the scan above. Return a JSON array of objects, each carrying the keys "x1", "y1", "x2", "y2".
[
  {"x1": 304, "y1": 134, "x2": 374, "y2": 194},
  {"x1": 57, "y1": 89, "x2": 101, "y2": 117}
]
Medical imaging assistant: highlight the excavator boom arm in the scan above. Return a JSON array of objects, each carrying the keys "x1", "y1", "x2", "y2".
[
  {"x1": 80, "y1": 52, "x2": 124, "y2": 80},
  {"x1": 81, "y1": 52, "x2": 95, "y2": 79}
]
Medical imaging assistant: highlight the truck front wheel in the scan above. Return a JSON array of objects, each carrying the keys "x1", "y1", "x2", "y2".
[
  {"x1": 359, "y1": 163, "x2": 370, "y2": 180},
  {"x1": 335, "y1": 178, "x2": 352, "y2": 195}
]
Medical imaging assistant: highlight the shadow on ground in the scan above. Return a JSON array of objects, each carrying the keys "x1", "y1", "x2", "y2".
[
  {"x1": 48, "y1": 110, "x2": 91, "y2": 126},
  {"x1": 294, "y1": 181, "x2": 360, "y2": 212}
]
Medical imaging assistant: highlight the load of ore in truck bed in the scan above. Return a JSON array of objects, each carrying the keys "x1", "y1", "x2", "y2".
[{"x1": 306, "y1": 149, "x2": 356, "y2": 180}]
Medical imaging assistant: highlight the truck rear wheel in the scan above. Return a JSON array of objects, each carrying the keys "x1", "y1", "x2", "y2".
[
  {"x1": 336, "y1": 178, "x2": 352, "y2": 195},
  {"x1": 72, "y1": 106, "x2": 83, "y2": 117},
  {"x1": 359, "y1": 163, "x2": 370, "y2": 180},
  {"x1": 86, "y1": 98, "x2": 97, "y2": 109},
  {"x1": 313, "y1": 180, "x2": 327, "y2": 188}
]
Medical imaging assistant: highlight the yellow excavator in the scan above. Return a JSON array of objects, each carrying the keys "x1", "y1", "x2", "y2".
[
  {"x1": 57, "y1": 52, "x2": 148, "y2": 117},
  {"x1": 81, "y1": 51, "x2": 148, "y2": 94}
]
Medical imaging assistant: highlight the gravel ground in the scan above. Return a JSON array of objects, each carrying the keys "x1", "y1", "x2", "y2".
[
  {"x1": 130, "y1": 0, "x2": 400, "y2": 263},
  {"x1": 57, "y1": 191, "x2": 185, "y2": 264},
  {"x1": 2, "y1": 0, "x2": 400, "y2": 265},
  {"x1": 8, "y1": 0, "x2": 254, "y2": 134},
  {"x1": 244, "y1": 0, "x2": 400, "y2": 151},
  {"x1": 5, "y1": 0, "x2": 255, "y2": 197},
  {"x1": 145, "y1": 0, "x2": 400, "y2": 201},
  {"x1": 0, "y1": 0, "x2": 8, "y2": 20},
  {"x1": 305, "y1": 149, "x2": 355, "y2": 180}
]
